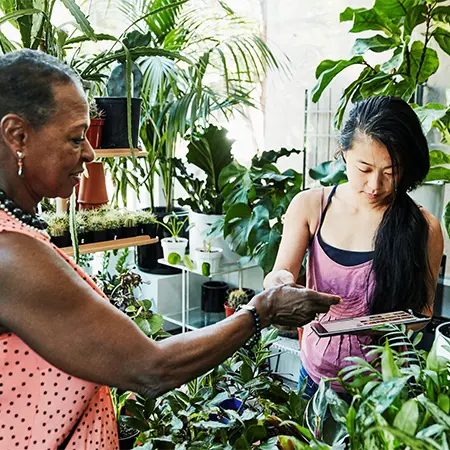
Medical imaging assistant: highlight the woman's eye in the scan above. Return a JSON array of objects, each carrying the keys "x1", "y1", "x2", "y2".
[
  {"x1": 72, "y1": 138, "x2": 85, "y2": 145},
  {"x1": 357, "y1": 167, "x2": 370, "y2": 173}
]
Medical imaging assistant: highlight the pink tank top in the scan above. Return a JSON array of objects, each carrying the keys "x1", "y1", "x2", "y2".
[
  {"x1": 0, "y1": 211, "x2": 119, "y2": 449},
  {"x1": 300, "y1": 189, "x2": 375, "y2": 392}
]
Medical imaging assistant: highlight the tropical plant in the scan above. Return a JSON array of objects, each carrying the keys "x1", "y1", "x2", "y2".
[
  {"x1": 114, "y1": 0, "x2": 288, "y2": 210},
  {"x1": 312, "y1": 0, "x2": 450, "y2": 132},
  {"x1": 173, "y1": 124, "x2": 234, "y2": 214},
  {"x1": 300, "y1": 325, "x2": 450, "y2": 449},
  {"x1": 310, "y1": 0, "x2": 450, "y2": 238},
  {"x1": 213, "y1": 148, "x2": 304, "y2": 273},
  {"x1": 0, "y1": 0, "x2": 98, "y2": 57}
]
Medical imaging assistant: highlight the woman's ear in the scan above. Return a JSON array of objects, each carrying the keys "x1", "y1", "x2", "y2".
[{"x1": 0, "y1": 114, "x2": 28, "y2": 157}]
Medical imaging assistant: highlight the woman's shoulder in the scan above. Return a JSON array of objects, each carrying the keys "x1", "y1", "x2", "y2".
[
  {"x1": 419, "y1": 207, "x2": 444, "y2": 240},
  {"x1": 288, "y1": 186, "x2": 334, "y2": 215}
]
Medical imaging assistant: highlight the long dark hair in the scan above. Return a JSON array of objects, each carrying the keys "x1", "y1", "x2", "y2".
[{"x1": 340, "y1": 96, "x2": 432, "y2": 314}]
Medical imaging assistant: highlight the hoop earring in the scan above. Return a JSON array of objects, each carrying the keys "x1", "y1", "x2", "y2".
[{"x1": 17, "y1": 151, "x2": 24, "y2": 177}]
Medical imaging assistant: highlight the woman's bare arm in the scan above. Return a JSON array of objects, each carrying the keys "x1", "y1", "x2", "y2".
[{"x1": 0, "y1": 231, "x2": 340, "y2": 398}]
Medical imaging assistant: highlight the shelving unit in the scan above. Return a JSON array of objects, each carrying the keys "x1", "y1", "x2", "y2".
[
  {"x1": 94, "y1": 148, "x2": 148, "y2": 158},
  {"x1": 61, "y1": 235, "x2": 158, "y2": 256},
  {"x1": 158, "y1": 258, "x2": 259, "y2": 332}
]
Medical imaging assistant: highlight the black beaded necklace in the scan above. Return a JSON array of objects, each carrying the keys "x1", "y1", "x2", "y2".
[{"x1": 0, "y1": 189, "x2": 48, "y2": 231}]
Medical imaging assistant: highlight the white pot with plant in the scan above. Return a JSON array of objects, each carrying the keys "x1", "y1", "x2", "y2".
[
  {"x1": 157, "y1": 212, "x2": 189, "y2": 264},
  {"x1": 435, "y1": 322, "x2": 450, "y2": 360},
  {"x1": 193, "y1": 241, "x2": 223, "y2": 275}
]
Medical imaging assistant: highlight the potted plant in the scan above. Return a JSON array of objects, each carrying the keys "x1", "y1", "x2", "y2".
[
  {"x1": 173, "y1": 125, "x2": 235, "y2": 261},
  {"x1": 156, "y1": 212, "x2": 189, "y2": 264},
  {"x1": 435, "y1": 321, "x2": 450, "y2": 360},
  {"x1": 224, "y1": 288, "x2": 249, "y2": 317},
  {"x1": 110, "y1": 388, "x2": 139, "y2": 449},
  {"x1": 47, "y1": 213, "x2": 70, "y2": 248},
  {"x1": 86, "y1": 98, "x2": 105, "y2": 149},
  {"x1": 135, "y1": 209, "x2": 156, "y2": 237},
  {"x1": 103, "y1": 208, "x2": 124, "y2": 241},
  {"x1": 122, "y1": 211, "x2": 138, "y2": 238},
  {"x1": 193, "y1": 240, "x2": 223, "y2": 276}
]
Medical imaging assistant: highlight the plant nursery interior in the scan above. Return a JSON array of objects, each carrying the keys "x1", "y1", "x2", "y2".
[{"x1": 1, "y1": 0, "x2": 450, "y2": 449}]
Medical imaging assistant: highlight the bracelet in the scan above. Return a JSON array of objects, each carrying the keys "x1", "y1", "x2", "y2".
[{"x1": 239, "y1": 304, "x2": 262, "y2": 349}]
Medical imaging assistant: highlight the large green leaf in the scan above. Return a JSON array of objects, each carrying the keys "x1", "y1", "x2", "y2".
[
  {"x1": 309, "y1": 159, "x2": 347, "y2": 186},
  {"x1": 311, "y1": 56, "x2": 364, "y2": 102},
  {"x1": 374, "y1": 0, "x2": 421, "y2": 18},
  {"x1": 429, "y1": 149, "x2": 450, "y2": 166},
  {"x1": 349, "y1": 8, "x2": 399, "y2": 35},
  {"x1": 351, "y1": 34, "x2": 399, "y2": 55},
  {"x1": 0, "y1": 8, "x2": 41, "y2": 27},
  {"x1": 59, "y1": 0, "x2": 97, "y2": 42},
  {"x1": 393, "y1": 399, "x2": 419, "y2": 436},
  {"x1": 417, "y1": 394, "x2": 450, "y2": 428},
  {"x1": 381, "y1": 341, "x2": 402, "y2": 381},
  {"x1": 404, "y1": 4, "x2": 427, "y2": 36},
  {"x1": 413, "y1": 104, "x2": 448, "y2": 135},
  {"x1": 356, "y1": 377, "x2": 409, "y2": 427},
  {"x1": 186, "y1": 125, "x2": 234, "y2": 193},
  {"x1": 424, "y1": 166, "x2": 450, "y2": 183},
  {"x1": 434, "y1": 28, "x2": 450, "y2": 57},
  {"x1": 408, "y1": 41, "x2": 439, "y2": 83},
  {"x1": 340, "y1": 7, "x2": 366, "y2": 22}
]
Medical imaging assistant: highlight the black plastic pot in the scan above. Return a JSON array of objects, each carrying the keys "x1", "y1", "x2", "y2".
[
  {"x1": 50, "y1": 233, "x2": 71, "y2": 248},
  {"x1": 122, "y1": 226, "x2": 138, "y2": 238},
  {"x1": 92, "y1": 230, "x2": 108, "y2": 243},
  {"x1": 119, "y1": 424, "x2": 139, "y2": 450},
  {"x1": 136, "y1": 207, "x2": 187, "y2": 275},
  {"x1": 107, "y1": 228, "x2": 122, "y2": 241},
  {"x1": 201, "y1": 281, "x2": 229, "y2": 313},
  {"x1": 95, "y1": 97, "x2": 142, "y2": 148}
]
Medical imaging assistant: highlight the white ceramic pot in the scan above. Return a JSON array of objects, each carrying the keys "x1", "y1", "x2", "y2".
[
  {"x1": 435, "y1": 322, "x2": 450, "y2": 360},
  {"x1": 189, "y1": 211, "x2": 239, "y2": 264},
  {"x1": 161, "y1": 237, "x2": 188, "y2": 262},
  {"x1": 409, "y1": 181, "x2": 445, "y2": 220},
  {"x1": 194, "y1": 247, "x2": 223, "y2": 274}
]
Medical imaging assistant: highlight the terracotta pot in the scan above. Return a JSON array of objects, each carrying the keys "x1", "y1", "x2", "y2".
[
  {"x1": 224, "y1": 302, "x2": 235, "y2": 317},
  {"x1": 297, "y1": 327, "x2": 304, "y2": 349},
  {"x1": 86, "y1": 118, "x2": 105, "y2": 149},
  {"x1": 78, "y1": 162, "x2": 109, "y2": 210}
]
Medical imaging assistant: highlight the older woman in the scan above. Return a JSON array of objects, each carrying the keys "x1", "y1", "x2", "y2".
[{"x1": 0, "y1": 49, "x2": 340, "y2": 449}]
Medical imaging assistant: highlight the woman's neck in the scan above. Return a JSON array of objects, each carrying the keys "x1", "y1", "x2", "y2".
[{"x1": 0, "y1": 179, "x2": 39, "y2": 216}]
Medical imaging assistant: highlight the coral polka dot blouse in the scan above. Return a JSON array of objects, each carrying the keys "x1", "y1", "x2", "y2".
[{"x1": 0, "y1": 211, "x2": 119, "y2": 449}]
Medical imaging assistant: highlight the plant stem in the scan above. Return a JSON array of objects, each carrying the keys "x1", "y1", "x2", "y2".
[{"x1": 415, "y1": 5, "x2": 432, "y2": 86}]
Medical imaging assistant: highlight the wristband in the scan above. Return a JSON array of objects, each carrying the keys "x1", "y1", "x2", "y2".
[{"x1": 239, "y1": 304, "x2": 262, "y2": 349}]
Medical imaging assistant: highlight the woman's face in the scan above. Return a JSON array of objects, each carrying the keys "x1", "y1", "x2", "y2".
[
  {"x1": 345, "y1": 133, "x2": 399, "y2": 205},
  {"x1": 22, "y1": 81, "x2": 95, "y2": 199}
]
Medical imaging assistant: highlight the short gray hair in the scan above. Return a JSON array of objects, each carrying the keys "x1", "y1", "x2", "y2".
[{"x1": 0, "y1": 49, "x2": 82, "y2": 129}]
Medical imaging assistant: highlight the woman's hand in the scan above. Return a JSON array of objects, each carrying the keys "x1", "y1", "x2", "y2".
[
  {"x1": 249, "y1": 284, "x2": 341, "y2": 328},
  {"x1": 264, "y1": 269, "x2": 296, "y2": 288}
]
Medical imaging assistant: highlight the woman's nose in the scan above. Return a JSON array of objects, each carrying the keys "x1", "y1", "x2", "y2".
[{"x1": 82, "y1": 138, "x2": 96, "y2": 163}]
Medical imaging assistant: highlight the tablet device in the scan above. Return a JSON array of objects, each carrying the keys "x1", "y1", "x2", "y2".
[{"x1": 311, "y1": 310, "x2": 431, "y2": 338}]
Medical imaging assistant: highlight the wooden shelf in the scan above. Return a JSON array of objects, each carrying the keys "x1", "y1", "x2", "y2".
[
  {"x1": 61, "y1": 235, "x2": 158, "y2": 256},
  {"x1": 94, "y1": 148, "x2": 148, "y2": 158}
]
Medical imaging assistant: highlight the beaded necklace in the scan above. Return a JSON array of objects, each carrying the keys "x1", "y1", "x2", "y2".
[{"x1": 0, "y1": 189, "x2": 48, "y2": 233}]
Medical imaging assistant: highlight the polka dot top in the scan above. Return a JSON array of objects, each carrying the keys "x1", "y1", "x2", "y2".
[{"x1": 0, "y1": 211, "x2": 119, "y2": 450}]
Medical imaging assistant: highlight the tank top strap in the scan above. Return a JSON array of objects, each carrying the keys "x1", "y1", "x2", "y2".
[{"x1": 315, "y1": 185, "x2": 338, "y2": 236}]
